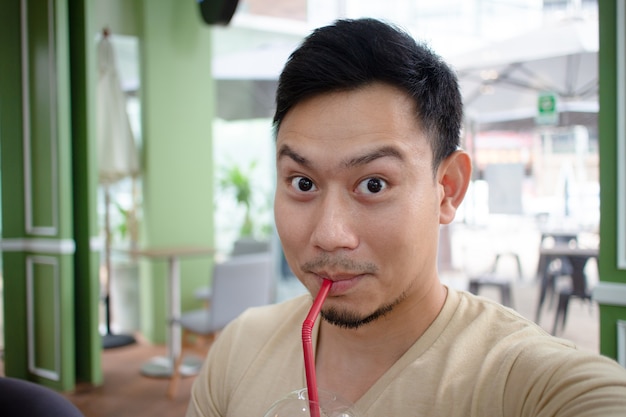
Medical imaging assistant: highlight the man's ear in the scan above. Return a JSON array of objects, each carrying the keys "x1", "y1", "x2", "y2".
[{"x1": 437, "y1": 150, "x2": 472, "y2": 225}]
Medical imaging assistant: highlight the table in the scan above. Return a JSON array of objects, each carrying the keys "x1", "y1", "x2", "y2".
[
  {"x1": 534, "y1": 246, "x2": 598, "y2": 325},
  {"x1": 535, "y1": 230, "x2": 579, "y2": 280},
  {"x1": 128, "y1": 246, "x2": 214, "y2": 378},
  {"x1": 539, "y1": 229, "x2": 579, "y2": 246}
]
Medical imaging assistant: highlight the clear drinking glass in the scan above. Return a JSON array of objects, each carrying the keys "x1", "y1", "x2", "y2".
[{"x1": 263, "y1": 388, "x2": 360, "y2": 417}]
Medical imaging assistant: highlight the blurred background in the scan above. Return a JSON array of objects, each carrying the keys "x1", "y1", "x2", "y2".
[{"x1": 3, "y1": 1, "x2": 621, "y2": 411}]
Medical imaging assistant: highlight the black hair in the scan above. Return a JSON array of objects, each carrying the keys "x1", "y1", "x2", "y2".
[{"x1": 273, "y1": 18, "x2": 463, "y2": 172}]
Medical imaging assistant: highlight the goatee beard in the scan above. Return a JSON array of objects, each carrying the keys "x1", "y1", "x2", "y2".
[{"x1": 320, "y1": 292, "x2": 406, "y2": 329}]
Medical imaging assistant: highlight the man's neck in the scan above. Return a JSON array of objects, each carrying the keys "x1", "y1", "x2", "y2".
[{"x1": 315, "y1": 282, "x2": 448, "y2": 404}]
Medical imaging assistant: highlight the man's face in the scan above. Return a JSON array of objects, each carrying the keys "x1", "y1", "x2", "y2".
[{"x1": 274, "y1": 83, "x2": 447, "y2": 327}]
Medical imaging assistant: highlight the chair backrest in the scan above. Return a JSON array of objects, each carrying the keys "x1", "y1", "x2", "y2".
[
  {"x1": 231, "y1": 238, "x2": 270, "y2": 256},
  {"x1": 208, "y1": 252, "x2": 275, "y2": 331},
  {"x1": 0, "y1": 377, "x2": 84, "y2": 417}
]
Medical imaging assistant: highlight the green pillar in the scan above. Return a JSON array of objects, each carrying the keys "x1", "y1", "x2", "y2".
[
  {"x1": 594, "y1": 0, "x2": 626, "y2": 360},
  {"x1": 68, "y1": 0, "x2": 103, "y2": 385},
  {"x1": 138, "y1": 0, "x2": 215, "y2": 343}
]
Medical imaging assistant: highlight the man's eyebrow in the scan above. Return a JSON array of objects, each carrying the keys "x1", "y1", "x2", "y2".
[
  {"x1": 343, "y1": 146, "x2": 404, "y2": 168},
  {"x1": 277, "y1": 144, "x2": 404, "y2": 169},
  {"x1": 277, "y1": 144, "x2": 310, "y2": 167}
]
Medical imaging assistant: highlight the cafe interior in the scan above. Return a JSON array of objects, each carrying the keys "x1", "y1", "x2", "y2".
[{"x1": 0, "y1": 0, "x2": 625, "y2": 415}]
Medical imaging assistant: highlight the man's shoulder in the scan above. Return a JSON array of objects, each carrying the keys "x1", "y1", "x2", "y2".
[
  {"x1": 441, "y1": 288, "x2": 577, "y2": 355},
  {"x1": 449, "y1": 287, "x2": 549, "y2": 335},
  {"x1": 224, "y1": 294, "x2": 312, "y2": 344}
]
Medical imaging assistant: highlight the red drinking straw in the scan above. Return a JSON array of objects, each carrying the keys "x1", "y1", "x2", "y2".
[{"x1": 302, "y1": 278, "x2": 333, "y2": 417}]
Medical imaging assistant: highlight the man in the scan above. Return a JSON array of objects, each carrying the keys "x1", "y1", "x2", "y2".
[{"x1": 186, "y1": 18, "x2": 626, "y2": 416}]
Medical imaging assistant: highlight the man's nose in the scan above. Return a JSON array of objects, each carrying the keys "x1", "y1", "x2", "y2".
[{"x1": 309, "y1": 192, "x2": 359, "y2": 252}]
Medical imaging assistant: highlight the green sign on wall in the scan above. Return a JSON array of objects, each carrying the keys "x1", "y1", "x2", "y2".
[{"x1": 536, "y1": 91, "x2": 559, "y2": 125}]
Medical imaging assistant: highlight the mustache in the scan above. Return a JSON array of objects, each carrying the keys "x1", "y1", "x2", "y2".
[{"x1": 302, "y1": 254, "x2": 378, "y2": 275}]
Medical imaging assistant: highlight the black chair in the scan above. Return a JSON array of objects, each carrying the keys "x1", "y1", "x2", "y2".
[
  {"x1": 0, "y1": 377, "x2": 84, "y2": 417},
  {"x1": 551, "y1": 255, "x2": 594, "y2": 335},
  {"x1": 535, "y1": 256, "x2": 574, "y2": 323},
  {"x1": 534, "y1": 233, "x2": 578, "y2": 323}
]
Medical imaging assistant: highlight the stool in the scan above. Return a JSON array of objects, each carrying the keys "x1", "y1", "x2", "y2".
[
  {"x1": 493, "y1": 251, "x2": 524, "y2": 281},
  {"x1": 467, "y1": 251, "x2": 521, "y2": 308},
  {"x1": 468, "y1": 274, "x2": 513, "y2": 307}
]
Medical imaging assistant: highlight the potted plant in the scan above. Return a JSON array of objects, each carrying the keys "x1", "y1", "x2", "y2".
[
  {"x1": 220, "y1": 161, "x2": 271, "y2": 254},
  {"x1": 221, "y1": 162, "x2": 255, "y2": 237}
]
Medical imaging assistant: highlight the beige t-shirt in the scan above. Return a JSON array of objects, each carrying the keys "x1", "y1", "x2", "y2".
[{"x1": 185, "y1": 287, "x2": 626, "y2": 417}]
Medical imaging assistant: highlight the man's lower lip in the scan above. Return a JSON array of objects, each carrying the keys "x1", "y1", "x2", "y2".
[{"x1": 327, "y1": 276, "x2": 362, "y2": 294}]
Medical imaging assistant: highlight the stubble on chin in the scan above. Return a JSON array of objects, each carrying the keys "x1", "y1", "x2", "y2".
[{"x1": 320, "y1": 290, "x2": 408, "y2": 330}]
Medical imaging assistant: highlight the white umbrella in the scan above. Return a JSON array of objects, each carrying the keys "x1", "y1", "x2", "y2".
[
  {"x1": 97, "y1": 32, "x2": 139, "y2": 183},
  {"x1": 450, "y1": 17, "x2": 598, "y2": 128},
  {"x1": 97, "y1": 29, "x2": 140, "y2": 348}
]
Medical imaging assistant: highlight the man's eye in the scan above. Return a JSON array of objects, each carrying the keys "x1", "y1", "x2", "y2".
[
  {"x1": 290, "y1": 176, "x2": 317, "y2": 192},
  {"x1": 357, "y1": 177, "x2": 387, "y2": 194}
]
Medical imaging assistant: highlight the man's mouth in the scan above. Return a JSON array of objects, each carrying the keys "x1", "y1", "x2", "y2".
[{"x1": 316, "y1": 273, "x2": 365, "y2": 295}]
